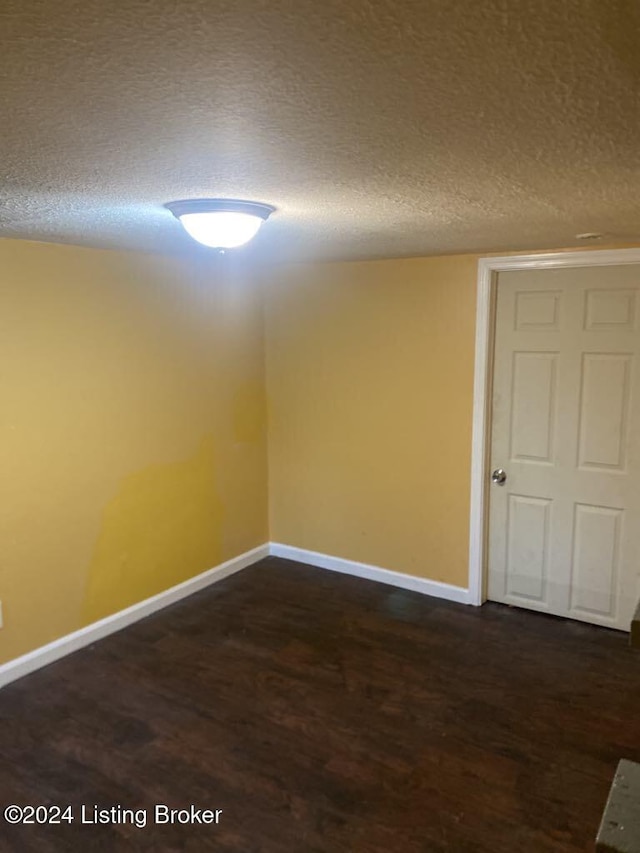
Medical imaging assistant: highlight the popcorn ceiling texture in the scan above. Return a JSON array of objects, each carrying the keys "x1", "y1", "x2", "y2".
[{"x1": 1, "y1": 0, "x2": 640, "y2": 261}]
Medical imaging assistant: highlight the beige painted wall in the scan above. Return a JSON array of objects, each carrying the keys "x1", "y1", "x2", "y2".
[
  {"x1": 264, "y1": 255, "x2": 479, "y2": 588},
  {"x1": 6, "y1": 239, "x2": 635, "y2": 666},
  {"x1": 0, "y1": 239, "x2": 268, "y2": 665}
]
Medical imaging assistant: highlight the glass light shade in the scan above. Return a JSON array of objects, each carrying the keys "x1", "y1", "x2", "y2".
[{"x1": 177, "y1": 211, "x2": 264, "y2": 249}]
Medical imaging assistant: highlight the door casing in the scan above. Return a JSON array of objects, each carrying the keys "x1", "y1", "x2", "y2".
[{"x1": 468, "y1": 249, "x2": 640, "y2": 607}]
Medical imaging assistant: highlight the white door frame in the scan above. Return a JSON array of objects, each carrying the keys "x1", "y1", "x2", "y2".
[{"x1": 468, "y1": 248, "x2": 640, "y2": 606}]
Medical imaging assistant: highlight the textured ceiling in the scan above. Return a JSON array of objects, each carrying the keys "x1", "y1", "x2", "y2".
[{"x1": 1, "y1": 0, "x2": 640, "y2": 261}]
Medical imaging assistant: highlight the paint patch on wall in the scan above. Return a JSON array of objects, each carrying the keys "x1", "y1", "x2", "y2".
[{"x1": 82, "y1": 435, "x2": 224, "y2": 623}]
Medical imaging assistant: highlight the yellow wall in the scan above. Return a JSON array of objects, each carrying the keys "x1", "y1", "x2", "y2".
[
  {"x1": 264, "y1": 255, "x2": 478, "y2": 588},
  {"x1": 6, "y1": 239, "x2": 635, "y2": 666},
  {"x1": 0, "y1": 239, "x2": 268, "y2": 664}
]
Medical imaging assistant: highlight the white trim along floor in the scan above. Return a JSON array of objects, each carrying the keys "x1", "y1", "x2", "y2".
[{"x1": 0, "y1": 542, "x2": 472, "y2": 690}]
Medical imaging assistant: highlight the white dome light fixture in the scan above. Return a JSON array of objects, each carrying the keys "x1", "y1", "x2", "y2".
[{"x1": 166, "y1": 199, "x2": 276, "y2": 250}]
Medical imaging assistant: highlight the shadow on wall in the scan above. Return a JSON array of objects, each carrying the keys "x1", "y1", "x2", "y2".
[{"x1": 82, "y1": 435, "x2": 224, "y2": 624}]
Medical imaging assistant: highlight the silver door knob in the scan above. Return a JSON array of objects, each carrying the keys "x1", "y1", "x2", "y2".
[{"x1": 491, "y1": 468, "x2": 507, "y2": 485}]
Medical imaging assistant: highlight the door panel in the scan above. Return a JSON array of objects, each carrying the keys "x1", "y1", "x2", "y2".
[
  {"x1": 488, "y1": 265, "x2": 640, "y2": 630},
  {"x1": 510, "y1": 352, "x2": 558, "y2": 463},
  {"x1": 569, "y1": 503, "x2": 621, "y2": 618},
  {"x1": 515, "y1": 290, "x2": 562, "y2": 330},
  {"x1": 577, "y1": 353, "x2": 631, "y2": 471},
  {"x1": 584, "y1": 289, "x2": 636, "y2": 330},
  {"x1": 506, "y1": 494, "x2": 551, "y2": 603}
]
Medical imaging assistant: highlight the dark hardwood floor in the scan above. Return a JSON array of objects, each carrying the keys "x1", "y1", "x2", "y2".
[{"x1": 0, "y1": 556, "x2": 637, "y2": 852}]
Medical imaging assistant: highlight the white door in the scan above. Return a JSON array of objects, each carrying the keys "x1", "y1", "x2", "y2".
[{"x1": 487, "y1": 265, "x2": 640, "y2": 630}]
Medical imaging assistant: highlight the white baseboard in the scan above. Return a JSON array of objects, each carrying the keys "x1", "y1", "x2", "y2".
[
  {"x1": 1, "y1": 540, "x2": 472, "y2": 692},
  {"x1": 0, "y1": 543, "x2": 269, "y2": 690},
  {"x1": 269, "y1": 542, "x2": 473, "y2": 605}
]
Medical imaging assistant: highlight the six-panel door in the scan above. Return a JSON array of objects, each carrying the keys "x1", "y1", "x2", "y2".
[{"x1": 488, "y1": 266, "x2": 640, "y2": 630}]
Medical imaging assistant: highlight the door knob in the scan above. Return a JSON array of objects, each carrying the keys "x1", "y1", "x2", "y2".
[{"x1": 491, "y1": 468, "x2": 507, "y2": 485}]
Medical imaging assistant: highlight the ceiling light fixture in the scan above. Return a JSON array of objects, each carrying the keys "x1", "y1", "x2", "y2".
[{"x1": 166, "y1": 199, "x2": 276, "y2": 250}]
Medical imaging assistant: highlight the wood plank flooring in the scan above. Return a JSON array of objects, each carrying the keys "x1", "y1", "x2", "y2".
[{"x1": 0, "y1": 556, "x2": 638, "y2": 852}]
